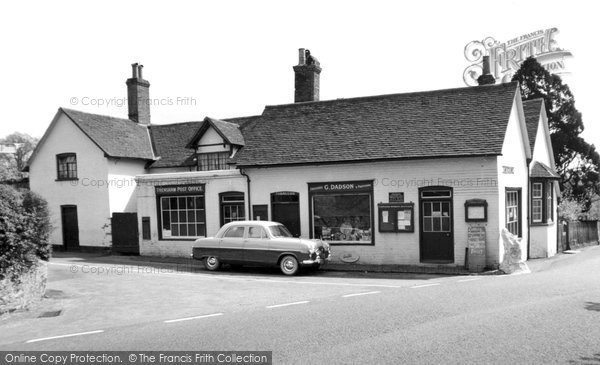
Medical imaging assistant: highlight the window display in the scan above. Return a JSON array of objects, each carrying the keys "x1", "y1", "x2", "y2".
[{"x1": 309, "y1": 181, "x2": 373, "y2": 245}]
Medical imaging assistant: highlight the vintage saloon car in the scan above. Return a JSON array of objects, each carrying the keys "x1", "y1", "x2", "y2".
[{"x1": 192, "y1": 221, "x2": 331, "y2": 275}]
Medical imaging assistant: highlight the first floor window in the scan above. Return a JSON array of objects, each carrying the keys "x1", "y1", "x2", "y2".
[
  {"x1": 506, "y1": 189, "x2": 521, "y2": 236},
  {"x1": 56, "y1": 153, "x2": 77, "y2": 179},
  {"x1": 159, "y1": 195, "x2": 206, "y2": 238},
  {"x1": 309, "y1": 181, "x2": 373, "y2": 244},
  {"x1": 220, "y1": 192, "x2": 245, "y2": 226},
  {"x1": 197, "y1": 152, "x2": 230, "y2": 171}
]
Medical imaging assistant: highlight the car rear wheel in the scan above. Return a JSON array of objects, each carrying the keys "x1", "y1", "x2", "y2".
[
  {"x1": 280, "y1": 255, "x2": 299, "y2": 276},
  {"x1": 205, "y1": 256, "x2": 220, "y2": 271}
]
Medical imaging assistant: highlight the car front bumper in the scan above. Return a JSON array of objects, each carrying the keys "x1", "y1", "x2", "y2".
[{"x1": 301, "y1": 256, "x2": 331, "y2": 266}]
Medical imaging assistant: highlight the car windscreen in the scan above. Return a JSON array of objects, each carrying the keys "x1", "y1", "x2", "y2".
[{"x1": 269, "y1": 224, "x2": 293, "y2": 238}]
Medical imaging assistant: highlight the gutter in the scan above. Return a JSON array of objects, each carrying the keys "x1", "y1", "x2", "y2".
[{"x1": 240, "y1": 168, "x2": 252, "y2": 220}]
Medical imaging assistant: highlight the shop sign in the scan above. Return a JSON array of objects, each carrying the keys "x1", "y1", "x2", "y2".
[
  {"x1": 155, "y1": 184, "x2": 205, "y2": 196},
  {"x1": 309, "y1": 180, "x2": 373, "y2": 193},
  {"x1": 467, "y1": 225, "x2": 487, "y2": 272},
  {"x1": 502, "y1": 166, "x2": 514, "y2": 174},
  {"x1": 389, "y1": 192, "x2": 404, "y2": 203}
]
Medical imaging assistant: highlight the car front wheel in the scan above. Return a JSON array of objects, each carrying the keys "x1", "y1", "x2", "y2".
[
  {"x1": 205, "y1": 256, "x2": 221, "y2": 271},
  {"x1": 280, "y1": 255, "x2": 299, "y2": 276}
]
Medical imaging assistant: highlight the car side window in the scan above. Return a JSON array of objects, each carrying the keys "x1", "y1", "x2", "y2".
[
  {"x1": 248, "y1": 226, "x2": 267, "y2": 239},
  {"x1": 223, "y1": 226, "x2": 245, "y2": 238}
]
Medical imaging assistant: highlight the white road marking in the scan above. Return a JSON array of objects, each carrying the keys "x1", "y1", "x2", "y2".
[
  {"x1": 266, "y1": 301, "x2": 310, "y2": 309},
  {"x1": 164, "y1": 312, "x2": 224, "y2": 323},
  {"x1": 342, "y1": 291, "x2": 381, "y2": 298},
  {"x1": 457, "y1": 277, "x2": 482, "y2": 282},
  {"x1": 411, "y1": 283, "x2": 441, "y2": 289},
  {"x1": 26, "y1": 330, "x2": 104, "y2": 343},
  {"x1": 49, "y1": 262, "x2": 406, "y2": 288}
]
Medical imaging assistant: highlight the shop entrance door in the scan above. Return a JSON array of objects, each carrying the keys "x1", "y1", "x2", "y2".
[
  {"x1": 419, "y1": 187, "x2": 454, "y2": 262},
  {"x1": 271, "y1": 192, "x2": 300, "y2": 237}
]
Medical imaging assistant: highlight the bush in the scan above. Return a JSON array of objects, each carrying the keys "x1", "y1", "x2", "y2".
[{"x1": 0, "y1": 185, "x2": 51, "y2": 281}]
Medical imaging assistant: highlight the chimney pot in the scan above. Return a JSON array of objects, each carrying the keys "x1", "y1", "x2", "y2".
[
  {"x1": 298, "y1": 48, "x2": 306, "y2": 65},
  {"x1": 138, "y1": 64, "x2": 144, "y2": 80}
]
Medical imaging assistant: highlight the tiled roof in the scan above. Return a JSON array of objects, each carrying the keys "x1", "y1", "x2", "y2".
[
  {"x1": 209, "y1": 118, "x2": 245, "y2": 146},
  {"x1": 235, "y1": 82, "x2": 519, "y2": 167},
  {"x1": 523, "y1": 98, "x2": 544, "y2": 151},
  {"x1": 185, "y1": 117, "x2": 246, "y2": 149},
  {"x1": 149, "y1": 122, "x2": 201, "y2": 168},
  {"x1": 61, "y1": 108, "x2": 154, "y2": 160},
  {"x1": 531, "y1": 161, "x2": 560, "y2": 179}
]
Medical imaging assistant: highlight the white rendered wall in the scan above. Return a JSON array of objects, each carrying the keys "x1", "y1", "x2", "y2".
[{"x1": 29, "y1": 112, "x2": 111, "y2": 247}]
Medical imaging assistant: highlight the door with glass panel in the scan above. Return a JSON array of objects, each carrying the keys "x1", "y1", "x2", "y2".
[{"x1": 419, "y1": 187, "x2": 454, "y2": 262}]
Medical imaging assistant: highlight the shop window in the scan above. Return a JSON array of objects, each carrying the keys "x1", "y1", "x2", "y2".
[
  {"x1": 309, "y1": 181, "x2": 373, "y2": 245},
  {"x1": 56, "y1": 153, "x2": 77, "y2": 180},
  {"x1": 505, "y1": 188, "x2": 521, "y2": 237},
  {"x1": 531, "y1": 180, "x2": 554, "y2": 224},
  {"x1": 197, "y1": 152, "x2": 230, "y2": 171},
  {"x1": 159, "y1": 195, "x2": 206, "y2": 239},
  {"x1": 220, "y1": 192, "x2": 245, "y2": 226}
]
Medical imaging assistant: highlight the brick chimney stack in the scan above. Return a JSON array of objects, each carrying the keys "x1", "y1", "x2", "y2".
[
  {"x1": 477, "y1": 56, "x2": 496, "y2": 86},
  {"x1": 293, "y1": 48, "x2": 322, "y2": 103},
  {"x1": 126, "y1": 63, "x2": 151, "y2": 124}
]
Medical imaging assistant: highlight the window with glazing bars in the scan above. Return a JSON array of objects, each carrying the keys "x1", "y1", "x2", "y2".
[
  {"x1": 57, "y1": 153, "x2": 77, "y2": 179},
  {"x1": 197, "y1": 152, "x2": 230, "y2": 171},
  {"x1": 506, "y1": 189, "x2": 521, "y2": 236}
]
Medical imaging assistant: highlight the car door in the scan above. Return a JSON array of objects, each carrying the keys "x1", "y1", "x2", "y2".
[
  {"x1": 243, "y1": 225, "x2": 270, "y2": 265},
  {"x1": 219, "y1": 225, "x2": 246, "y2": 263}
]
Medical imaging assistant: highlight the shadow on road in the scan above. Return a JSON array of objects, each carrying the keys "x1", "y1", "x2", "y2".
[
  {"x1": 584, "y1": 302, "x2": 600, "y2": 312},
  {"x1": 568, "y1": 352, "x2": 600, "y2": 364},
  {"x1": 50, "y1": 252, "x2": 445, "y2": 281}
]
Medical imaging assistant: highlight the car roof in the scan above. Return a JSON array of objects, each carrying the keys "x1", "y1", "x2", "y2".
[{"x1": 222, "y1": 220, "x2": 281, "y2": 228}]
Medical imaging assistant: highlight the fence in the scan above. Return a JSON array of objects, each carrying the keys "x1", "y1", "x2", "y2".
[{"x1": 558, "y1": 220, "x2": 600, "y2": 251}]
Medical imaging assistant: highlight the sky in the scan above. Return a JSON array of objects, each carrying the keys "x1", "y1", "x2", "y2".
[{"x1": 0, "y1": 0, "x2": 598, "y2": 147}]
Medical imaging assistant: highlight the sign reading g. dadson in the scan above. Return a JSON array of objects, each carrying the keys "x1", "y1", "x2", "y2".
[
  {"x1": 155, "y1": 184, "x2": 205, "y2": 196},
  {"x1": 309, "y1": 180, "x2": 373, "y2": 193}
]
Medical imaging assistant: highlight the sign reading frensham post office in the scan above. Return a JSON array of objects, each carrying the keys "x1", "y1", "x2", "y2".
[{"x1": 463, "y1": 28, "x2": 572, "y2": 86}]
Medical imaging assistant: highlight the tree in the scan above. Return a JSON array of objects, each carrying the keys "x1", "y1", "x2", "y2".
[
  {"x1": 0, "y1": 132, "x2": 38, "y2": 181},
  {"x1": 512, "y1": 57, "x2": 600, "y2": 207}
]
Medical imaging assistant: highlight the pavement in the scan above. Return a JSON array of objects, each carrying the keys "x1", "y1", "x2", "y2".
[{"x1": 1, "y1": 245, "x2": 600, "y2": 364}]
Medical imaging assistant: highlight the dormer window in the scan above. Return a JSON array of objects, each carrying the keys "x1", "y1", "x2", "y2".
[
  {"x1": 197, "y1": 152, "x2": 231, "y2": 171},
  {"x1": 56, "y1": 153, "x2": 77, "y2": 180}
]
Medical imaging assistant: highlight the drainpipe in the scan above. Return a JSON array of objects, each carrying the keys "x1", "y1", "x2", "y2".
[
  {"x1": 240, "y1": 168, "x2": 252, "y2": 220},
  {"x1": 526, "y1": 158, "x2": 531, "y2": 260}
]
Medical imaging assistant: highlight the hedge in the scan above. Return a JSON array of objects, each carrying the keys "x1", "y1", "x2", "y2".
[{"x1": 0, "y1": 184, "x2": 51, "y2": 281}]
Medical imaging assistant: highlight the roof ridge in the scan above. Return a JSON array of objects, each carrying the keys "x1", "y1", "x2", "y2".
[
  {"x1": 264, "y1": 82, "x2": 518, "y2": 110},
  {"x1": 60, "y1": 107, "x2": 133, "y2": 122}
]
